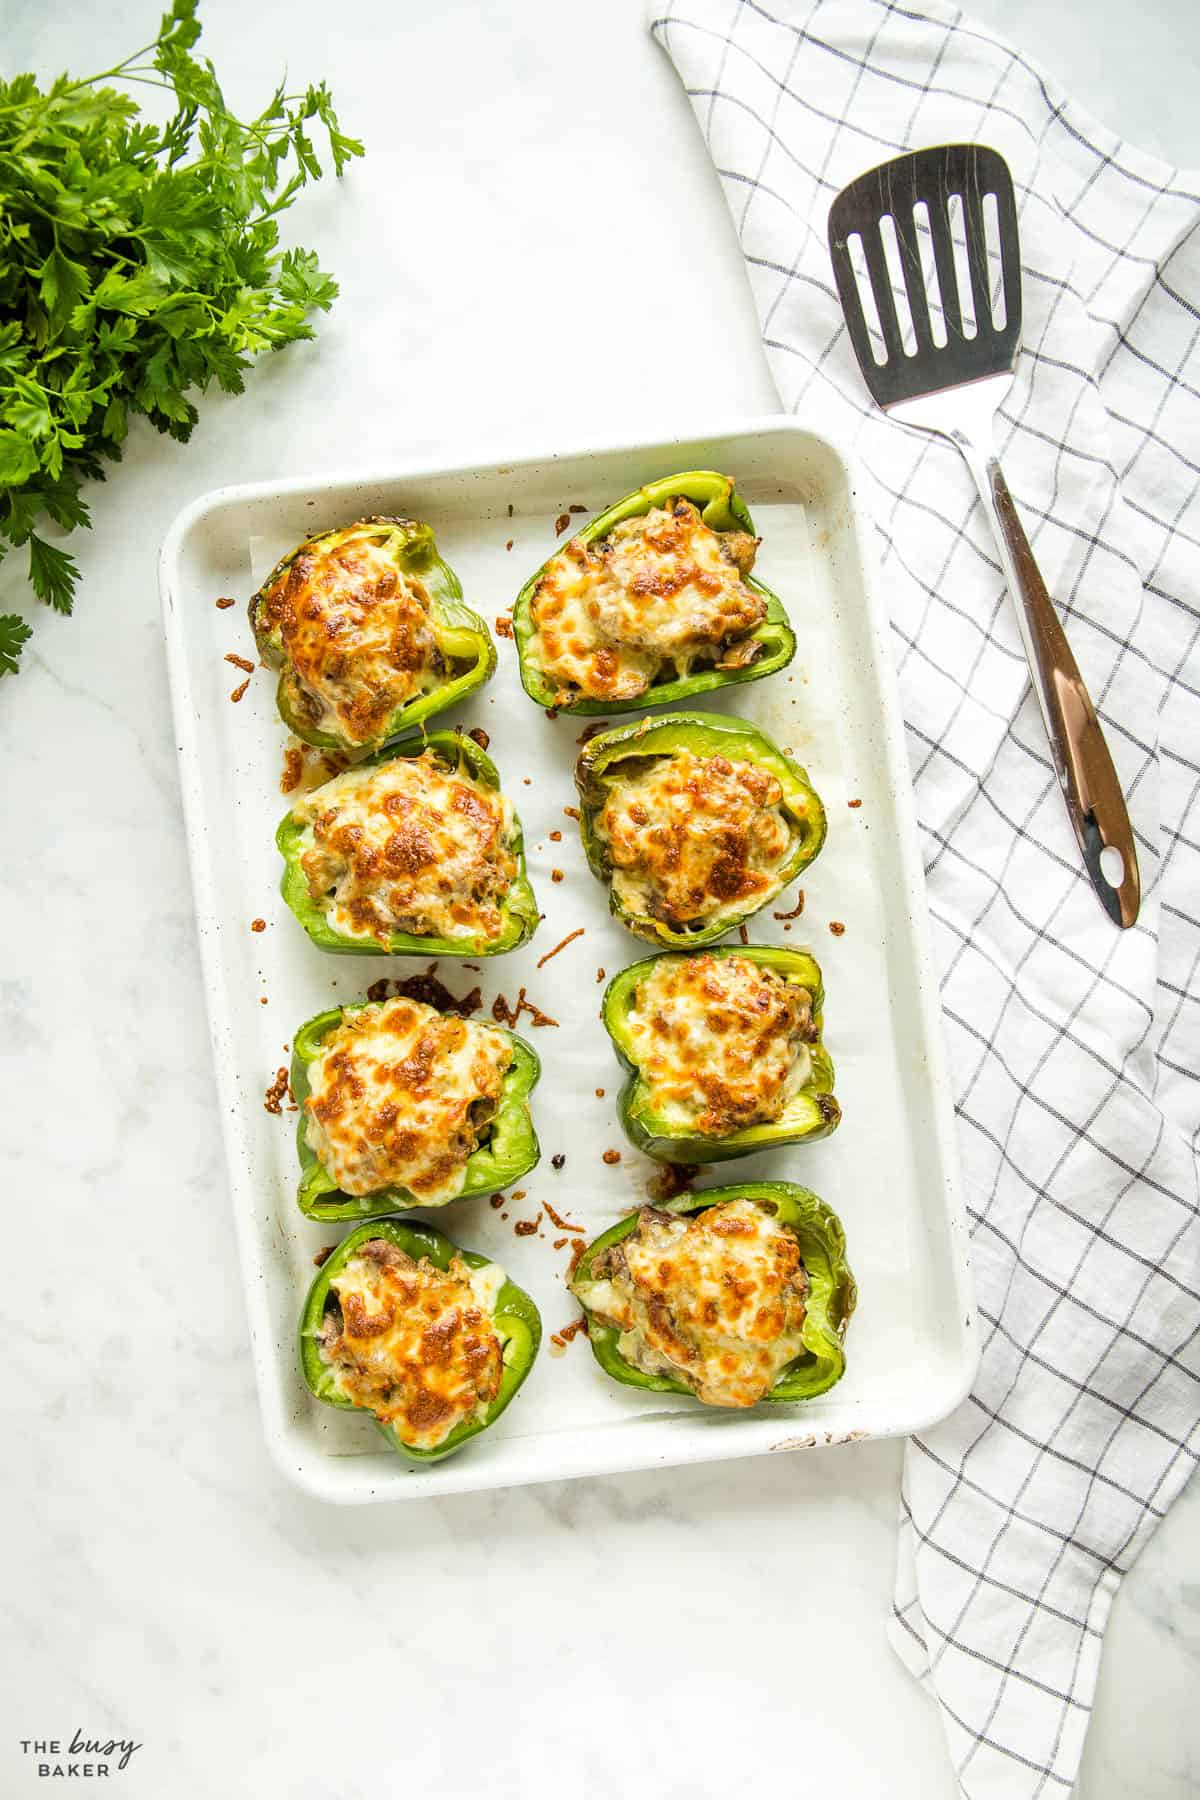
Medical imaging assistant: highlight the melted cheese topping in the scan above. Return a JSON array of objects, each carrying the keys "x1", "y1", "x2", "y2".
[
  {"x1": 625, "y1": 954, "x2": 815, "y2": 1134},
  {"x1": 573, "y1": 1199, "x2": 810, "y2": 1407},
  {"x1": 529, "y1": 498, "x2": 765, "y2": 703},
  {"x1": 597, "y1": 750, "x2": 793, "y2": 929},
  {"x1": 304, "y1": 997, "x2": 512, "y2": 1202},
  {"x1": 319, "y1": 1239, "x2": 505, "y2": 1450},
  {"x1": 257, "y1": 520, "x2": 439, "y2": 744},
  {"x1": 293, "y1": 751, "x2": 518, "y2": 946}
]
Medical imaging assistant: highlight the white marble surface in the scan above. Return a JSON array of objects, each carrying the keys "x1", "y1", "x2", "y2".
[{"x1": 3, "y1": 1, "x2": 1197, "y2": 1795}]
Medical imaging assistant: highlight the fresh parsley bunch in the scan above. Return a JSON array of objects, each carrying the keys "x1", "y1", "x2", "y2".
[{"x1": 0, "y1": 0, "x2": 362, "y2": 675}]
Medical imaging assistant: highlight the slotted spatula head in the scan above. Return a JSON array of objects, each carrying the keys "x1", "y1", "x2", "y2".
[
  {"x1": 827, "y1": 143, "x2": 1141, "y2": 931},
  {"x1": 828, "y1": 144, "x2": 1022, "y2": 407}
]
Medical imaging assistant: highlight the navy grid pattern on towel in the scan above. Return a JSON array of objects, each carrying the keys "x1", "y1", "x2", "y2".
[{"x1": 651, "y1": 2, "x2": 1200, "y2": 1794}]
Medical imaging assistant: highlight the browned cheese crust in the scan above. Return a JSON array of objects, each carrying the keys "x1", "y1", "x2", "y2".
[
  {"x1": 304, "y1": 996, "x2": 511, "y2": 1202},
  {"x1": 320, "y1": 1237, "x2": 503, "y2": 1450},
  {"x1": 574, "y1": 1199, "x2": 811, "y2": 1407},
  {"x1": 258, "y1": 522, "x2": 438, "y2": 742},
  {"x1": 625, "y1": 953, "x2": 817, "y2": 1135},
  {"x1": 294, "y1": 751, "x2": 516, "y2": 946},
  {"x1": 529, "y1": 498, "x2": 764, "y2": 703},
  {"x1": 597, "y1": 750, "x2": 792, "y2": 929}
]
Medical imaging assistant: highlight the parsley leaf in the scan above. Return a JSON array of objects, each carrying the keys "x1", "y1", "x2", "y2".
[
  {"x1": 28, "y1": 535, "x2": 80, "y2": 613},
  {"x1": 0, "y1": 614, "x2": 32, "y2": 677},
  {"x1": 0, "y1": 0, "x2": 362, "y2": 669}
]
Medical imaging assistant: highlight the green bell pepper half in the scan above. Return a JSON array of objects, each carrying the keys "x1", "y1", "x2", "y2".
[
  {"x1": 298, "y1": 1217, "x2": 542, "y2": 1464},
  {"x1": 248, "y1": 516, "x2": 496, "y2": 753},
  {"x1": 276, "y1": 728, "x2": 539, "y2": 958},
  {"x1": 511, "y1": 472, "x2": 796, "y2": 715},
  {"x1": 571, "y1": 1182, "x2": 855, "y2": 1403},
  {"x1": 575, "y1": 710, "x2": 827, "y2": 947},
  {"x1": 602, "y1": 945, "x2": 840, "y2": 1163},
  {"x1": 290, "y1": 1000, "x2": 541, "y2": 1222}
]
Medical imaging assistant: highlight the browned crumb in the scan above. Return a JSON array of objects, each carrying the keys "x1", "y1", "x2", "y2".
[
  {"x1": 280, "y1": 746, "x2": 303, "y2": 794},
  {"x1": 515, "y1": 1215, "x2": 541, "y2": 1237},
  {"x1": 738, "y1": 923, "x2": 749, "y2": 944},
  {"x1": 492, "y1": 988, "x2": 559, "y2": 1029},
  {"x1": 568, "y1": 504, "x2": 588, "y2": 515},
  {"x1": 490, "y1": 1194, "x2": 505, "y2": 1210},
  {"x1": 648, "y1": 1162, "x2": 702, "y2": 1203},
  {"x1": 215, "y1": 596, "x2": 236, "y2": 609},
  {"x1": 495, "y1": 615, "x2": 514, "y2": 639},
  {"x1": 511, "y1": 1190, "x2": 527, "y2": 1203},
  {"x1": 468, "y1": 726, "x2": 490, "y2": 751},
  {"x1": 505, "y1": 539, "x2": 514, "y2": 551},
  {"x1": 567, "y1": 1240, "x2": 587, "y2": 1278},
  {"x1": 230, "y1": 679, "x2": 250, "y2": 703},
  {"x1": 829, "y1": 921, "x2": 846, "y2": 936},
  {"x1": 551, "y1": 1153, "x2": 566, "y2": 1172},
  {"x1": 523, "y1": 777, "x2": 531, "y2": 786},
  {"x1": 536, "y1": 927, "x2": 585, "y2": 970},
  {"x1": 366, "y1": 966, "x2": 483, "y2": 1017},
  {"x1": 602, "y1": 1149, "x2": 621, "y2": 1166},
  {"x1": 313, "y1": 1245, "x2": 333, "y2": 1268},
  {"x1": 551, "y1": 869, "x2": 564, "y2": 884},
  {"x1": 250, "y1": 918, "x2": 266, "y2": 934},
  {"x1": 264, "y1": 1067, "x2": 289, "y2": 1114},
  {"x1": 548, "y1": 1316, "x2": 588, "y2": 1355},
  {"x1": 848, "y1": 798, "x2": 862, "y2": 808},
  {"x1": 507, "y1": 503, "x2": 514, "y2": 518},
  {"x1": 543, "y1": 1199, "x2": 583, "y2": 1233},
  {"x1": 259, "y1": 996, "x2": 268, "y2": 1005},
  {"x1": 594, "y1": 1088, "x2": 605, "y2": 1099},
  {"x1": 225, "y1": 652, "x2": 255, "y2": 674},
  {"x1": 773, "y1": 890, "x2": 805, "y2": 921},
  {"x1": 553, "y1": 1236, "x2": 567, "y2": 1250},
  {"x1": 563, "y1": 805, "x2": 581, "y2": 821},
  {"x1": 548, "y1": 829, "x2": 562, "y2": 842},
  {"x1": 595, "y1": 967, "x2": 605, "y2": 983},
  {"x1": 554, "y1": 512, "x2": 571, "y2": 535}
]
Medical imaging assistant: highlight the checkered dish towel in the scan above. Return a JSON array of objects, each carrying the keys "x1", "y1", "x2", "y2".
[{"x1": 651, "y1": 2, "x2": 1200, "y2": 1793}]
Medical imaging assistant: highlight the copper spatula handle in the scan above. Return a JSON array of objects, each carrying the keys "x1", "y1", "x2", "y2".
[{"x1": 965, "y1": 442, "x2": 1140, "y2": 927}]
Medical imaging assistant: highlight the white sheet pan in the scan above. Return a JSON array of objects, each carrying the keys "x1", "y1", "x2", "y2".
[{"x1": 160, "y1": 416, "x2": 977, "y2": 1503}]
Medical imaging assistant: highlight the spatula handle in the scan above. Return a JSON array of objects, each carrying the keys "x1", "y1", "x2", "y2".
[{"x1": 967, "y1": 450, "x2": 1140, "y2": 927}]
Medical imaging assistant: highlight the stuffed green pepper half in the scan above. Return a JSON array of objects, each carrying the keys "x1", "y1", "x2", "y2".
[
  {"x1": 512, "y1": 472, "x2": 795, "y2": 714},
  {"x1": 300, "y1": 1219, "x2": 541, "y2": 1463},
  {"x1": 575, "y1": 711, "x2": 826, "y2": 947},
  {"x1": 602, "y1": 945, "x2": 839, "y2": 1162},
  {"x1": 570, "y1": 1184, "x2": 855, "y2": 1407},
  {"x1": 277, "y1": 729, "x2": 538, "y2": 957},
  {"x1": 291, "y1": 992, "x2": 540, "y2": 1221},
  {"x1": 249, "y1": 516, "x2": 495, "y2": 752}
]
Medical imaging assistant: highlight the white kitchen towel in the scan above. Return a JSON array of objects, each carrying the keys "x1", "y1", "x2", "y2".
[{"x1": 651, "y1": 2, "x2": 1200, "y2": 1793}]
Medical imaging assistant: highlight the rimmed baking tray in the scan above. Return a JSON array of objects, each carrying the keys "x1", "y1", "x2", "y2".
[{"x1": 160, "y1": 416, "x2": 977, "y2": 1503}]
